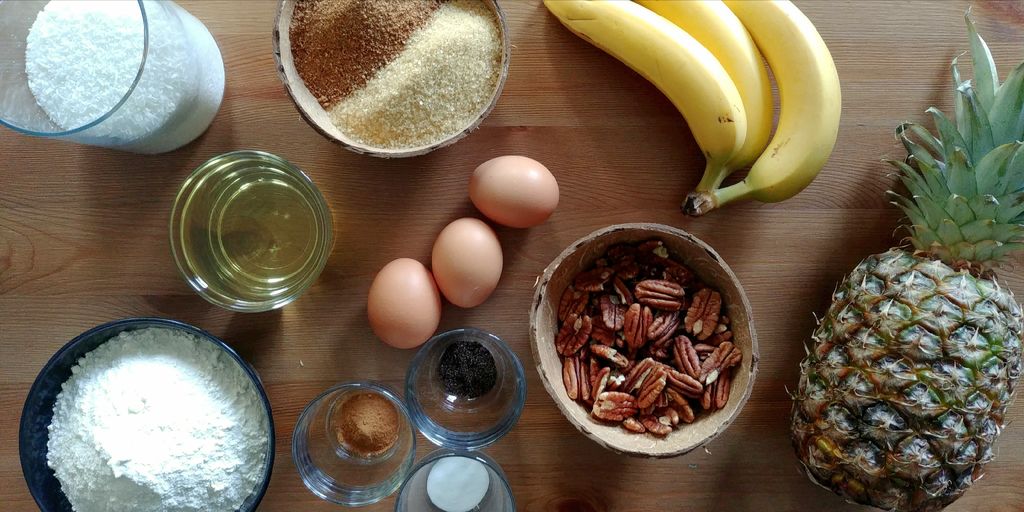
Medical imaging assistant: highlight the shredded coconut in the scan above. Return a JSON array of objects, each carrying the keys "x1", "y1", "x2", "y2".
[
  {"x1": 24, "y1": 0, "x2": 225, "y2": 152},
  {"x1": 47, "y1": 327, "x2": 269, "y2": 512}
]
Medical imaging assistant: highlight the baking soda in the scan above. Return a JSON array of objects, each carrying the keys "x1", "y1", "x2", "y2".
[
  {"x1": 25, "y1": 0, "x2": 224, "y2": 153},
  {"x1": 426, "y1": 456, "x2": 490, "y2": 512},
  {"x1": 46, "y1": 328, "x2": 269, "y2": 512}
]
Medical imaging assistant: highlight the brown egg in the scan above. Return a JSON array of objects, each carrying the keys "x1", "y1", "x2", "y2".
[
  {"x1": 367, "y1": 258, "x2": 442, "y2": 349},
  {"x1": 469, "y1": 155, "x2": 559, "y2": 228},
  {"x1": 431, "y1": 218, "x2": 503, "y2": 308}
]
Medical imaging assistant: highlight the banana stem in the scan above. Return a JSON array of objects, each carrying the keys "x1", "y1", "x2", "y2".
[
  {"x1": 694, "y1": 162, "x2": 733, "y2": 193},
  {"x1": 682, "y1": 179, "x2": 754, "y2": 217},
  {"x1": 713, "y1": 180, "x2": 755, "y2": 207},
  {"x1": 682, "y1": 191, "x2": 716, "y2": 216}
]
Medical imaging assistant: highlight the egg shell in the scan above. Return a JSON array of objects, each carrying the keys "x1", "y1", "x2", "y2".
[
  {"x1": 469, "y1": 155, "x2": 559, "y2": 228},
  {"x1": 367, "y1": 258, "x2": 442, "y2": 349},
  {"x1": 431, "y1": 218, "x2": 503, "y2": 308}
]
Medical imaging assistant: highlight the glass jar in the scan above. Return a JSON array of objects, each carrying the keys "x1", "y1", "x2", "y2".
[{"x1": 0, "y1": 0, "x2": 224, "y2": 153}]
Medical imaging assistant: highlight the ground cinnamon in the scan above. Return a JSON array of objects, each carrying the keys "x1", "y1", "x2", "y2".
[
  {"x1": 333, "y1": 391, "x2": 399, "y2": 458},
  {"x1": 289, "y1": 0, "x2": 441, "y2": 108}
]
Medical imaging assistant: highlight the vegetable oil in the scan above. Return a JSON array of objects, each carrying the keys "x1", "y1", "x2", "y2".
[{"x1": 171, "y1": 151, "x2": 332, "y2": 311}]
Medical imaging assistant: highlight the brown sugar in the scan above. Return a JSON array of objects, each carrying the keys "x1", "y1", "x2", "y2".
[
  {"x1": 333, "y1": 392, "x2": 400, "y2": 458},
  {"x1": 289, "y1": 0, "x2": 442, "y2": 108}
]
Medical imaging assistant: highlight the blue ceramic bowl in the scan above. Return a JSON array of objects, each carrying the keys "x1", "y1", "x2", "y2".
[{"x1": 19, "y1": 318, "x2": 275, "y2": 512}]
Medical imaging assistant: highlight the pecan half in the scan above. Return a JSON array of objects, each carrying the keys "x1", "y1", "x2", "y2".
[
  {"x1": 613, "y1": 259, "x2": 640, "y2": 280},
  {"x1": 699, "y1": 341, "x2": 740, "y2": 384},
  {"x1": 635, "y1": 279, "x2": 685, "y2": 311},
  {"x1": 607, "y1": 243, "x2": 637, "y2": 260},
  {"x1": 580, "y1": 363, "x2": 591, "y2": 402},
  {"x1": 592, "y1": 392, "x2": 638, "y2": 422},
  {"x1": 655, "y1": 392, "x2": 669, "y2": 408},
  {"x1": 667, "y1": 369, "x2": 703, "y2": 398},
  {"x1": 701, "y1": 382, "x2": 713, "y2": 410},
  {"x1": 714, "y1": 368, "x2": 732, "y2": 410},
  {"x1": 606, "y1": 371, "x2": 626, "y2": 392},
  {"x1": 574, "y1": 267, "x2": 614, "y2": 292},
  {"x1": 672, "y1": 336, "x2": 701, "y2": 379},
  {"x1": 599, "y1": 295, "x2": 626, "y2": 331},
  {"x1": 662, "y1": 259, "x2": 694, "y2": 286},
  {"x1": 665, "y1": 387, "x2": 688, "y2": 406},
  {"x1": 685, "y1": 288, "x2": 722, "y2": 340},
  {"x1": 590, "y1": 325, "x2": 616, "y2": 346},
  {"x1": 556, "y1": 314, "x2": 593, "y2": 356},
  {"x1": 558, "y1": 287, "x2": 589, "y2": 322},
  {"x1": 623, "y1": 304, "x2": 651, "y2": 352},
  {"x1": 656, "y1": 406, "x2": 680, "y2": 426},
  {"x1": 694, "y1": 343, "x2": 717, "y2": 356},
  {"x1": 708, "y1": 330, "x2": 733, "y2": 346},
  {"x1": 622, "y1": 416, "x2": 647, "y2": 433},
  {"x1": 591, "y1": 344, "x2": 628, "y2": 368},
  {"x1": 646, "y1": 341, "x2": 671, "y2": 361},
  {"x1": 623, "y1": 358, "x2": 656, "y2": 392},
  {"x1": 612, "y1": 276, "x2": 634, "y2": 305},
  {"x1": 562, "y1": 356, "x2": 580, "y2": 400},
  {"x1": 636, "y1": 367, "x2": 667, "y2": 409},
  {"x1": 673, "y1": 400, "x2": 696, "y2": 423},
  {"x1": 592, "y1": 366, "x2": 611, "y2": 396},
  {"x1": 647, "y1": 311, "x2": 680, "y2": 341},
  {"x1": 640, "y1": 414, "x2": 672, "y2": 436}
]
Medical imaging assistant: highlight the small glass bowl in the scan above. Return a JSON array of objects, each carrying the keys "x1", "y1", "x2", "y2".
[
  {"x1": 394, "y1": 449, "x2": 514, "y2": 512},
  {"x1": 405, "y1": 328, "x2": 526, "y2": 450},
  {"x1": 170, "y1": 150, "x2": 333, "y2": 313},
  {"x1": 292, "y1": 382, "x2": 416, "y2": 507}
]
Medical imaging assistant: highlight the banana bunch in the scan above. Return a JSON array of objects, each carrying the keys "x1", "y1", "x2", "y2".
[{"x1": 543, "y1": 0, "x2": 841, "y2": 216}]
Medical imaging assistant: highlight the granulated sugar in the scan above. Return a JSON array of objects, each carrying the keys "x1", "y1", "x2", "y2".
[
  {"x1": 47, "y1": 327, "x2": 268, "y2": 512},
  {"x1": 24, "y1": 0, "x2": 225, "y2": 152},
  {"x1": 290, "y1": 0, "x2": 441, "y2": 108},
  {"x1": 325, "y1": 0, "x2": 503, "y2": 149}
]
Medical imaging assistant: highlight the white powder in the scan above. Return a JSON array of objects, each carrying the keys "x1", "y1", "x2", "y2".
[
  {"x1": 47, "y1": 327, "x2": 269, "y2": 512},
  {"x1": 24, "y1": 0, "x2": 224, "y2": 153}
]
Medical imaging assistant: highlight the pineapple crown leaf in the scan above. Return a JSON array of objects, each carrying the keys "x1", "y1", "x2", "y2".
[
  {"x1": 891, "y1": 13, "x2": 1024, "y2": 269},
  {"x1": 966, "y1": 11, "x2": 999, "y2": 110}
]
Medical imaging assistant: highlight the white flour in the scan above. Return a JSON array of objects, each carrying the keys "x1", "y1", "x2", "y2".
[{"x1": 47, "y1": 327, "x2": 269, "y2": 512}]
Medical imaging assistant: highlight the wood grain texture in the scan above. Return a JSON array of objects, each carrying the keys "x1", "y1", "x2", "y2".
[{"x1": 2, "y1": 1, "x2": 1024, "y2": 511}]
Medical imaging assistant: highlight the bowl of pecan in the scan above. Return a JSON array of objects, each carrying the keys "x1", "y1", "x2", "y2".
[{"x1": 529, "y1": 223, "x2": 758, "y2": 457}]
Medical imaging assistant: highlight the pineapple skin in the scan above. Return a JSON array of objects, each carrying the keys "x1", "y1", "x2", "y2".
[{"x1": 793, "y1": 249, "x2": 1023, "y2": 512}]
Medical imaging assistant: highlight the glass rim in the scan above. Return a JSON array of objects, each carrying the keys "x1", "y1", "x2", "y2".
[
  {"x1": 0, "y1": 0, "x2": 150, "y2": 137},
  {"x1": 168, "y1": 150, "x2": 334, "y2": 313}
]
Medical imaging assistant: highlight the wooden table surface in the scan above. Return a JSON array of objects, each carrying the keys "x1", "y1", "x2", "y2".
[{"x1": 4, "y1": 1, "x2": 1024, "y2": 511}]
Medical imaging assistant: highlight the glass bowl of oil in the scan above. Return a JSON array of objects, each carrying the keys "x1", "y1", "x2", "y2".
[{"x1": 170, "y1": 150, "x2": 333, "y2": 312}]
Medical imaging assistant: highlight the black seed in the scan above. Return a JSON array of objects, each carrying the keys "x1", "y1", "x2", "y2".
[{"x1": 438, "y1": 340, "x2": 497, "y2": 399}]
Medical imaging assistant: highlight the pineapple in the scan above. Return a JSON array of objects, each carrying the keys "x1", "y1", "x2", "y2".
[{"x1": 791, "y1": 15, "x2": 1024, "y2": 512}]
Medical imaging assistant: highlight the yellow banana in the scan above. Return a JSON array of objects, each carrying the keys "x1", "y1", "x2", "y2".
[
  {"x1": 543, "y1": 0, "x2": 746, "y2": 178},
  {"x1": 684, "y1": 0, "x2": 842, "y2": 216},
  {"x1": 638, "y1": 0, "x2": 773, "y2": 189}
]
